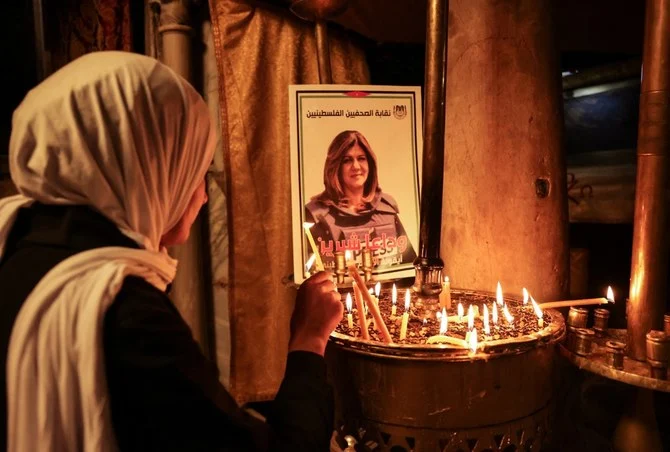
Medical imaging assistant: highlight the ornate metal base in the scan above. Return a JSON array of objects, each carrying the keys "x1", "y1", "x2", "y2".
[{"x1": 332, "y1": 404, "x2": 550, "y2": 451}]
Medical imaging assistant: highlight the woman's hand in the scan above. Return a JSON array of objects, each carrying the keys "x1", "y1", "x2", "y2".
[{"x1": 289, "y1": 272, "x2": 343, "y2": 356}]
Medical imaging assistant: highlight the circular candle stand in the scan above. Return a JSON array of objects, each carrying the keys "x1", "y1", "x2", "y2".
[
  {"x1": 558, "y1": 325, "x2": 670, "y2": 451},
  {"x1": 327, "y1": 288, "x2": 565, "y2": 452}
]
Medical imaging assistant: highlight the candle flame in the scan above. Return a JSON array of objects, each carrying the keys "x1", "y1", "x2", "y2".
[
  {"x1": 444, "y1": 275, "x2": 450, "y2": 284},
  {"x1": 392, "y1": 283, "x2": 397, "y2": 305},
  {"x1": 496, "y1": 281, "x2": 503, "y2": 305},
  {"x1": 440, "y1": 307, "x2": 448, "y2": 334},
  {"x1": 305, "y1": 253, "x2": 316, "y2": 272},
  {"x1": 404, "y1": 289, "x2": 411, "y2": 311},
  {"x1": 503, "y1": 303, "x2": 514, "y2": 323},
  {"x1": 467, "y1": 304, "x2": 474, "y2": 330},
  {"x1": 522, "y1": 288, "x2": 529, "y2": 305},
  {"x1": 469, "y1": 328, "x2": 478, "y2": 353},
  {"x1": 492, "y1": 302, "x2": 499, "y2": 325},
  {"x1": 457, "y1": 302, "x2": 464, "y2": 320},
  {"x1": 345, "y1": 250, "x2": 352, "y2": 262},
  {"x1": 607, "y1": 286, "x2": 615, "y2": 302},
  {"x1": 302, "y1": 222, "x2": 315, "y2": 229},
  {"x1": 369, "y1": 288, "x2": 374, "y2": 295},
  {"x1": 375, "y1": 282, "x2": 381, "y2": 298},
  {"x1": 483, "y1": 304, "x2": 490, "y2": 335},
  {"x1": 531, "y1": 297, "x2": 543, "y2": 319},
  {"x1": 345, "y1": 293, "x2": 352, "y2": 312}
]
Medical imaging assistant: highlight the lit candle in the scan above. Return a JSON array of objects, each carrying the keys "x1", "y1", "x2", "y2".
[
  {"x1": 304, "y1": 253, "x2": 317, "y2": 279},
  {"x1": 496, "y1": 281, "x2": 503, "y2": 305},
  {"x1": 467, "y1": 304, "x2": 474, "y2": 330},
  {"x1": 439, "y1": 276, "x2": 452, "y2": 309},
  {"x1": 352, "y1": 281, "x2": 369, "y2": 340},
  {"x1": 400, "y1": 289, "x2": 411, "y2": 340},
  {"x1": 346, "y1": 251, "x2": 392, "y2": 343},
  {"x1": 607, "y1": 286, "x2": 615, "y2": 302},
  {"x1": 345, "y1": 293, "x2": 354, "y2": 331},
  {"x1": 457, "y1": 303, "x2": 464, "y2": 322},
  {"x1": 483, "y1": 304, "x2": 490, "y2": 335},
  {"x1": 302, "y1": 222, "x2": 324, "y2": 271},
  {"x1": 539, "y1": 296, "x2": 611, "y2": 310},
  {"x1": 440, "y1": 307, "x2": 448, "y2": 335},
  {"x1": 375, "y1": 282, "x2": 381, "y2": 300},
  {"x1": 522, "y1": 287, "x2": 529, "y2": 305},
  {"x1": 492, "y1": 302, "x2": 498, "y2": 325},
  {"x1": 531, "y1": 296, "x2": 543, "y2": 328},
  {"x1": 469, "y1": 328, "x2": 478, "y2": 355},
  {"x1": 391, "y1": 283, "x2": 398, "y2": 316},
  {"x1": 503, "y1": 303, "x2": 514, "y2": 324},
  {"x1": 368, "y1": 288, "x2": 377, "y2": 330}
]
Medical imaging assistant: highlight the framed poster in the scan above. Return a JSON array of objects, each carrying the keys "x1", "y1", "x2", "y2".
[{"x1": 289, "y1": 85, "x2": 423, "y2": 284}]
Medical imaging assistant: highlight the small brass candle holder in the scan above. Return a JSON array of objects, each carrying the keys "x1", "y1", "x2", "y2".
[
  {"x1": 606, "y1": 340, "x2": 625, "y2": 370},
  {"x1": 334, "y1": 251, "x2": 346, "y2": 284},
  {"x1": 646, "y1": 330, "x2": 669, "y2": 380},
  {"x1": 569, "y1": 328, "x2": 595, "y2": 356},
  {"x1": 593, "y1": 308, "x2": 610, "y2": 336},
  {"x1": 361, "y1": 248, "x2": 373, "y2": 282},
  {"x1": 664, "y1": 313, "x2": 670, "y2": 337},
  {"x1": 567, "y1": 307, "x2": 589, "y2": 329}
]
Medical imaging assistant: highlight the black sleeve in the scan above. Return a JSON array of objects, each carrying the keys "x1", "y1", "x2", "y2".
[{"x1": 103, "y1": 276, "x2": 333, "y2": 452}]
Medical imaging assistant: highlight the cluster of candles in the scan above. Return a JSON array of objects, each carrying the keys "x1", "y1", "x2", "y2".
[{"x1": 303, "y1": 223, "x2": 614, "y2": 353}]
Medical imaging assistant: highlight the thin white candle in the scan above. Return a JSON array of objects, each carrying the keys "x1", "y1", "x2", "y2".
[
  {"x1": 345, "y1": 293, "x2": 354, "y2": 331},
  {"x1": 469, "y1": 328, "x2": 478, "y2": 354},
  {"x1": 391, "y1": 283, "x2": 397, "y2": 316},
  {"x1": 531, "y1": 297, "x2": 543, "y2": 328},
  {"x1": 400, "y1": 289, "x2": 411, "y2": 340},
  {"x1": 496, "y1": 281, "x2": 503, "y2": 305},
  {"x1": 483, "y1": 304, "x2": 490, "y2": 335},
  {"x1": 440, "y1": 307, "x2": 448, "y2": 335},
  {"x1": 492, "y1": 302, "x2": 499, "y2": 325},
  {"x1": 302, "y1": 222, "x2": 324, "y2": 271}
]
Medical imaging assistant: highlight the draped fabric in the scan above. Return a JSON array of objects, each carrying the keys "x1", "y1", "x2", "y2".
[
  {"x1": 50, "y1": 0, "x2": 132, "y2": 73},
  {"x1": 208, "y1": 0, "x2": 369, "y2": 403}
]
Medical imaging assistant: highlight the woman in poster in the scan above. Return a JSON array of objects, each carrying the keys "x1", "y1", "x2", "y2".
[{"x1": 305, "y1": 130, "x2": 417, "y2": 270}]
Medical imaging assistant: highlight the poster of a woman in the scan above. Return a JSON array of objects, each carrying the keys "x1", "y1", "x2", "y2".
[{"x1": 290, "y1": 85, "x2": 422, "y2": 283}]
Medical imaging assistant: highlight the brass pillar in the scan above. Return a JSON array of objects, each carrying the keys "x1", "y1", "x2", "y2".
[
  {"x1": 413, "y1": 0, "x2": 448, "y2": 295},
  {"x1": 441, "y1": 0, "x2": 569, "y2": 301},
  {"x1": 156, "y1": 0, "x2": 214, "y2": 359},
  {"x1": 627, "y1": 0, "x2": 670, "y2": 361}
]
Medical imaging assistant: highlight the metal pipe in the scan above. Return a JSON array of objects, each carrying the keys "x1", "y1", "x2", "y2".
[
  {"x1": 315, "y1": 20, "x2": 333, "y2": 83},
  {"x1": 413, "y1": 0, "x2": 447, "y2": 295},
  {"x1": 32, "y1": 0, "x2": 50, "y2": 81},
  {"x1": 627, "y1": 0, "x2": 670, "y2": 361},
  {"x1": 157, "y1": 0, "x2": 215, "y2": 361}
]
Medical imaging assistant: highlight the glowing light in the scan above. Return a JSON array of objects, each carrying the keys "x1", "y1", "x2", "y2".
[
  {"x1": 404, "y1": 289, "x2": 411, "y2": 311},
  {"x1": 496, "y1": 281, "x2": 503, "y2": 305},
  {"x1": 345, "y1": 293, "x2": 352, "y2": 313},
  {"x1": 440, "y1": 307, "x2": 448, "y2": 335},
  {"x1": 392, "y1": 284, "x2": 397, "y2": 306},
  {"x1": 458, "y1": 303, "x2": 464, "y2": 321},
  {"x1": 522, "y1": 288, "x2": 529, "y2": 305},
  {"x1": 492, "y1": 303, "x2": 499, "y2": 325},
  {"x1": 483, "y1": 304, "x2": 490, "y2": 335},
  {"x1": 467, "y1": 304, "x2": 474, "y2": 330},
  {"x1": 607, "y1": 286, "x2": 615, "y2": 303}
]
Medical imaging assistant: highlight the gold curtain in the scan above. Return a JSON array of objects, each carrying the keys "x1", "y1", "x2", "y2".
[{"x1": 209, "y1": 0, "x2": 369, "y2": 403}]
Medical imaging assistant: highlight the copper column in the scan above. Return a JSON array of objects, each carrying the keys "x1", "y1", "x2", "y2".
[
  {"x1": 627, "y1": 0, "x2": 670, "y2": 361},
  {"x1": 413, "y1": 0, "x2": 448, "y2": 295}
]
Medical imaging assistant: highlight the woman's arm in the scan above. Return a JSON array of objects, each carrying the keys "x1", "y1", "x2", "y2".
[{"x1": 104, "y1": 276, "x2": 333, "y2": 451}]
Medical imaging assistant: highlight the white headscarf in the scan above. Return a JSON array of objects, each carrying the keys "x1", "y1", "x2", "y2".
[{"x1": 2, "y1": 51, "x2": 217, "y2": 451}]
